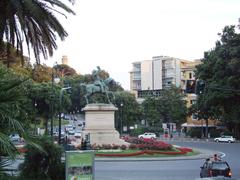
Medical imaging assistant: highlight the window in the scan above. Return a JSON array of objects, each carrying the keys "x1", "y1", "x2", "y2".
[
  {"x1": 185, "y1": 80, "x2": 196, "y2": 93},
  {"x1": 189, "y1": 73, "x2": 192, "y2": 79}
]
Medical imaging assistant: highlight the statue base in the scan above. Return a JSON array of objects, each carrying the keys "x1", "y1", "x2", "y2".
[{"x1": 82, "y1": 103, "x2": 128, "y2": 146}]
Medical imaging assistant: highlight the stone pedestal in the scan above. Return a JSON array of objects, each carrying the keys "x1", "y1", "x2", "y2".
[{"x1": 82, "y1": 103, "x2": 127, "y2": 145}]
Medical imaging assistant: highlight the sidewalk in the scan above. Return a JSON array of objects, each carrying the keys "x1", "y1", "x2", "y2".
[{"x1": 95, "y1": 148, "x2": 217, "y2": 162}]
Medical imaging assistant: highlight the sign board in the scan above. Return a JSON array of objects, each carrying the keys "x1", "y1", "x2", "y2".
[{"x1": 66, "y1": 151, "x2": 94, "y2": 180}]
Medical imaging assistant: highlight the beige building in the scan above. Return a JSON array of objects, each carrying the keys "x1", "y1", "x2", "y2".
[
  {"x1": 62, "y1": 55, "x2": 69, "y2": 65},
  {"x1": 180, "y1": 59, "x2": 217, "y2": 130}
]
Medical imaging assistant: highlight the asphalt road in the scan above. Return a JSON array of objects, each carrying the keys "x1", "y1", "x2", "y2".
[
  {"x1": 95, "y1": 159, "x2": 202, "y2": 180},
  {"x1": 167, "y1": 140, "x2": 240, "y2": 179},
  {"x1": 94, "y1": 140, "x2": 240, "y2": 180}
]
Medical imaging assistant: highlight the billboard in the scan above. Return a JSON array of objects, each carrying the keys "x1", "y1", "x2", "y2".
[{"x1": 66, "y1": 151, "x2": 94, "y2": 180}]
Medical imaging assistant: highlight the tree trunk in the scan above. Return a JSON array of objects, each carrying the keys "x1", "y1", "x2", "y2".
[{"x1": 205, "y1": 118, "x2": 209, "y2": 138}]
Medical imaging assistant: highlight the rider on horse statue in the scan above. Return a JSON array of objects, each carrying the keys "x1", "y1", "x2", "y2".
[
  {"x1": 92, "y1": 66, "x2": 105, "y2": 92},
  {"x1": 80, "y1": 66, "x2": 114, "y2": 104}
]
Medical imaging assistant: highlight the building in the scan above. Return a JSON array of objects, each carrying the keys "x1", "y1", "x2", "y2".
[
  {"x1": 62, "y1": 55, "x2": 69, "y2": 65},
  {"x1": 180, "y1": 59, "x2": 217, "y2": 132},
  {"x1": 130, "y1": 56, "x2": 182, "y2": 98},
  {"x1": 130, "y1": 57, "x2": 218, "y2": 134}
]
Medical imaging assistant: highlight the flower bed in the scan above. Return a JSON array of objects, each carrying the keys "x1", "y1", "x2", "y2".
[
  {"x1": 95, "y1": 147, "x2": 193, "y2": 157},
  {"x1": 95, "y1": 137, "x2": 193, "y2": 157}
]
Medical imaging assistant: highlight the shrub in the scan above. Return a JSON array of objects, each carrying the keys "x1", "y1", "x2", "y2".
[
  {"x1": 188, "y1": 128, "x2": 202, "y2": 138},
  {"x1": 128, "y1": 144, "x2": 137, "y2": 150},
  {"x1": 91, "y1": 143, "x2": 101, "y2": 150},
  {"x1": 112, "y1": 144, "x2": 119, "y2": 149},
  {"x1": 19, "y1": 136, "x2": 65, "y2": 180},
  {"x1": 120, "y1": 144, "x2": 127, "y2": 150},
  {"x1": 222, "y1": 130, "x2": 233, "y2": 136},
  {"x1": 129, "y1": 126, "x2": 145, "y2": 136},
  {"x1": 209, "y1": 129, "x2": 221, "y2": 138},
  {"x1": 101, "y1": 144, "x2": 112, "y2": 149}
]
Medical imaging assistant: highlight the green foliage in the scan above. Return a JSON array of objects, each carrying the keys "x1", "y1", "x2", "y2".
[
  {"x1": 0, "y1": 0, "x2": 75, "y2": 64},
  {"x1": 0, "y1": 63, "x2": 29, "y2": 158},
  {"x1": 209, "y1": 129, "x2": 221, "y2": 138},
  {"x1": 19, "y1": 136, "x2": 65, "y2": 180},
  {"x1": 195, "y1": 25, "x2": 240, "y2": 137},
  {"x1": 130, "y1": 127, "x2": 145, "y2": 136},
  {"x1": 222, "y1": 130, "x2": 233, "y2": 136},
  {"x1": 32, "y1": 64, "x2": 52, "y2": 83},
  {"x1": 55, "y1": 64, "x2": 77, "y2": 77},
  {"x1": 142, "y1": 86, "x2": 187, "y2": 128},
  {"x1": 28, "y1": 81, "x2": 71, "y2": 132},
  {"x1": 114, "y1": 91, "x2": 143, "y2": 132},
  {"x1": 187, "y1": 128, "x2": 202, "y2": 138}
]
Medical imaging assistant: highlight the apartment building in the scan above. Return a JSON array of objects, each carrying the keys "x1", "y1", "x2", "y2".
[
  {"x1": 180, "y1": 59, "x2": 217, "y2": 130},
  {"x1": 130, "y1": 56, "x2": 182, "y2": 97},
  {"x1": 130, "y1": 57, "x2": 217, "y2": 132}
]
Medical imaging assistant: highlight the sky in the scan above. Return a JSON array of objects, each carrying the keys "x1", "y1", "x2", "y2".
[{"x1": 40, "y1": 0, "x2": 240, "y2": 90}]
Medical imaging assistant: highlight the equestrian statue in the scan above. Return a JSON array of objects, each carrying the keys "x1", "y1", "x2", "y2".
[{"x1": 80, "y1": 66, "x2": 115, "y2": 104}]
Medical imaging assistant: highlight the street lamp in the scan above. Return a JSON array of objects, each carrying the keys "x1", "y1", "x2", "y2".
[
  {"x1": 58, "y1": 87, "x2": 71, "y2": 144},
  {"x1": 34, "y1": 101, "x2": 37, "y2": 134},
  {"x1": 120, "y1": 103, "x2": 123, "y2": 136},
  {"x1": 50, "y1": 62, "x2": 60, "y2": 137}
]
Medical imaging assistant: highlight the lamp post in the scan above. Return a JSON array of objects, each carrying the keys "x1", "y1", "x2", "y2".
[
  {"x1": 50, "y1": 62, "x2": 59, "y2": 137},
  {"x1": 34, "y1": 101, "x2": 37, "y2": 134},
  {"x1": 58, "y1": 87, "x2": 71, "y2": 144},
  {"x1": 120, "y1": 103, "x2": 123, "y2": 136}
]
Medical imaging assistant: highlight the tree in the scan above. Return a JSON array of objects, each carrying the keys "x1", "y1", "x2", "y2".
[
  {"x1": 195, "y1": 25, "x2": 240, "y2": 138},
  {"x1": 55, "y1": 64, "x2": 77, "y2": 78},
  {"x1": 28, "y1": 82, "x2": 71, "y2": 133},
  {"x1": 142, "y1": 86, "x2": 187, "y2": 129},
  {"x1": 114, "y1": 91, "x2": 143, "y2": 132},
  {"x1": 32, "y1": 64, "x2": 52, "y2": 83},
  {"x1": 0, "y1": 0, "x2": 75, "y2": 64},
  {"x1": 62, "y1": 74, "x2": 86, "y2": 113},
  {"x1": 0, "y1": 63, "x2": 28, "y2": 158},
  {"x1": 19, "y1": 136, "x2": 65, "y2": 180}
]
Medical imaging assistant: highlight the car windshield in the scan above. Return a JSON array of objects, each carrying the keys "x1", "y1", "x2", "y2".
[{"x1": 212, "y1": 162, "x2": 229, "y2": 170}]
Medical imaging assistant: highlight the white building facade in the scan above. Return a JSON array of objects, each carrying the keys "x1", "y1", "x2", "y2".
[{"x1": 130, "y1": 56, "x2": 182, "y2": 97}]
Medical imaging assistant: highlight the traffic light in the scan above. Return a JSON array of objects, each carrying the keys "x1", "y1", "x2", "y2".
[
  {"x1": 195, "y1": 80, "x2": 206, "y2": 95},
  {"x1": 185, "y1": 80, "x2": 196, "y2": 93}
]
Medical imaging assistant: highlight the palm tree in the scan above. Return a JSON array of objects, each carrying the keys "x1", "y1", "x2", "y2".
[{"x1": 0, "y1": 0, "x2": 75, "y2": 65}]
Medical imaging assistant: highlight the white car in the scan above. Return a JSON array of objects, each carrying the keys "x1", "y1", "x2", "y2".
[
  {"x1": 138, "y1": 132, "x2": 157, "y2": 139},
  {"x1": 74, "y1": 131, "x2": 82, "y2": 138},
  {"x1": 214, "y1": 135, "x2": 235, "y2": 143},
  {"x1": 65, "y1": 125, "x2": 74, "y2": 132},
  {"x1": 9, "y1": 134, "x2": 21, "y2": 142}
]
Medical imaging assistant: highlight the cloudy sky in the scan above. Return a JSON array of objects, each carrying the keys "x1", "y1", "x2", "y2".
[{"x1": 42, "y1": 0, "x2": 240, "y2": 90}]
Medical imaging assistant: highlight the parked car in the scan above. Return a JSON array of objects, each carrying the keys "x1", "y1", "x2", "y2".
[
  {"x1": 138, "y1": 132, "x2": 156, "y2": 139},
  {"x1": 53, "y1": 130, "x2": 65, "y2": 139},
  {"x1": 68, "y1": 130, "x2": 75, "y2": 136},
  {"x1": 200, "y1": 159, "x2": 232, "y2": 178},
  {"x1": 65, "y1": 124, "x2": 74, "y2": 132},
  {"x1": 214, "y1": 136, "x2": 235, "y2": 143},
  {"x1": 9, "y1": 133, "x2": 21, "y2": 142},
  {"x1": 74, "y1": 131, "x2": 82, "y2": 138}
]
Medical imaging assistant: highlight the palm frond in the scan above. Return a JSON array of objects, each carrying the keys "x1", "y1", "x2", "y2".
[{"x1": 0, "y1": 133, "x2": 17, "y2": 159}]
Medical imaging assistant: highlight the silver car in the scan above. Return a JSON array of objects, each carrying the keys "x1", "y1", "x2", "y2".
[
  {"x1": 214, "y1": 135, "x2": 235, "y2": 143},
  {"x1": 138, "y1": 132, "x2": 157, "y2": 139}
]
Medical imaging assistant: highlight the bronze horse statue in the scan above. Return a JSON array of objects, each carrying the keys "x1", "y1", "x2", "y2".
[{"x1": 80, "y1": 77, "x2": 115, "y2": 104}]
